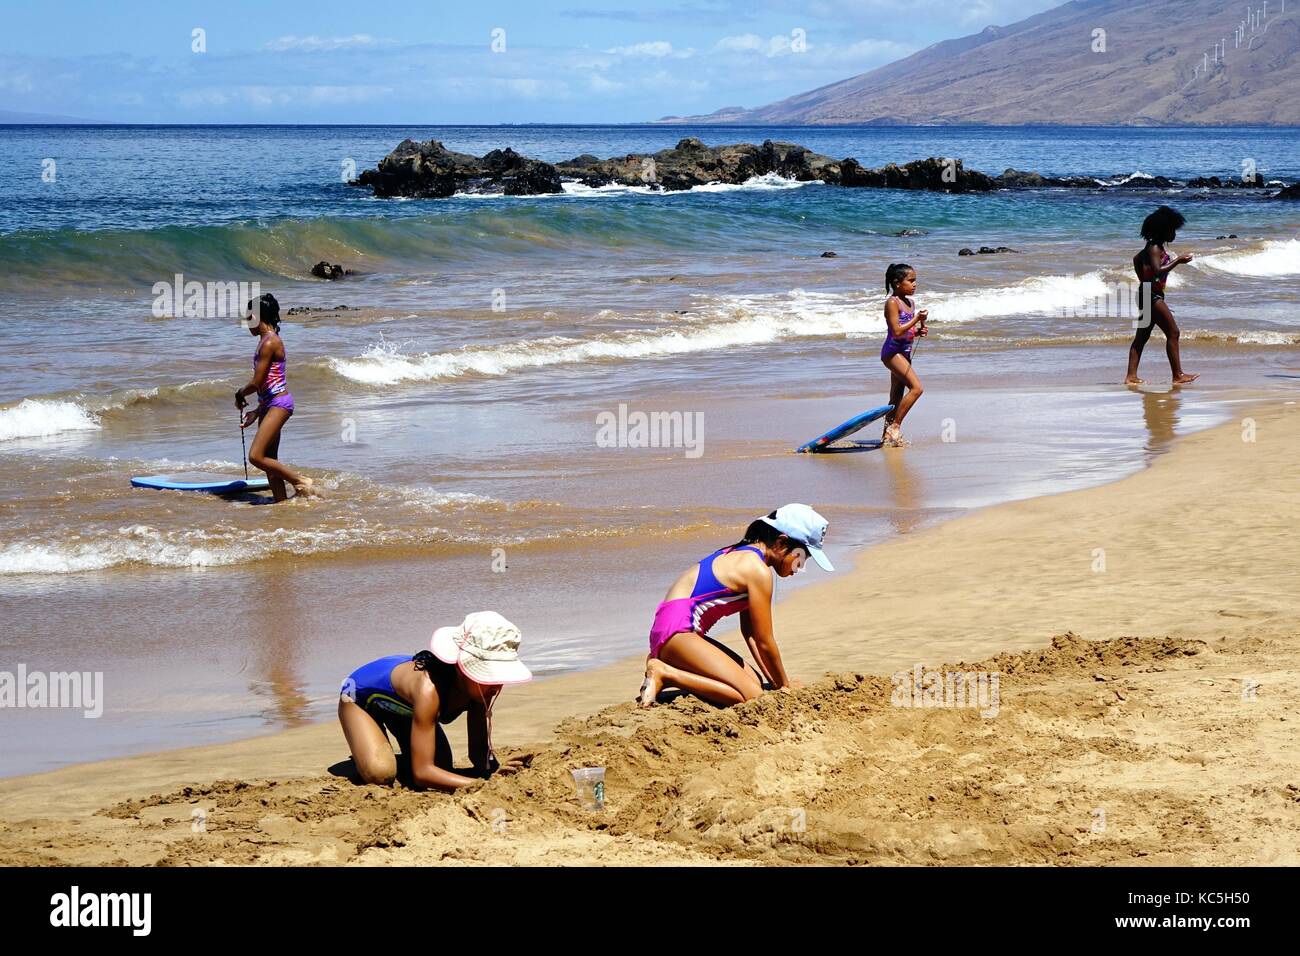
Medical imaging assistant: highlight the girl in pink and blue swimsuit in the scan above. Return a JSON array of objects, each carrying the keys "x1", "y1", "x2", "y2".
[
  {"x1": 235, "y1": 293, "x2": 319, "y2": 502},
  {"x1": 638, "y1": 504, "x2": 835, "y2": 709},
  {"x1": 880, "y1": 262, "x2": 928, "y2": 446}
]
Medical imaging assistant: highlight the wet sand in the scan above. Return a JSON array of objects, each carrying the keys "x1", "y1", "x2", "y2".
[
  {"x1": 0, "y1": 346, "x2": 1269, "y2": 773},
  {"x1": 2, "y1": 397, "x2": 1297, "y2": 865}
]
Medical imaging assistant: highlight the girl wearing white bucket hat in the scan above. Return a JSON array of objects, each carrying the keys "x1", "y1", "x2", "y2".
[
  {"x1": 338, "y1": 611, "x2": 532, "y2": 789},
  {"x1": 638, "y1": 504, "x2": 834, "y2": 709}
]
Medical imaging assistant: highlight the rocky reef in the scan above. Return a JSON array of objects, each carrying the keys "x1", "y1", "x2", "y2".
[{"x1": 351, "y1": 137, "x2": 1297, "y2": 201}]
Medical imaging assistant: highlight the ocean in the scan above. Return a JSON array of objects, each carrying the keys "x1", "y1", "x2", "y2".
[{"x1": 1, "y1": 123, "x2": 1298, "y2": 773}]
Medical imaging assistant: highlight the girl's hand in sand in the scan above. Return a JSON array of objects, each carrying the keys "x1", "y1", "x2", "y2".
[
  {"x1": 494, "y1": 753, "x2": 535, "y2": 777},
  {"x1": 779, "y1": 679, "x2": 805, "y2": 692}
]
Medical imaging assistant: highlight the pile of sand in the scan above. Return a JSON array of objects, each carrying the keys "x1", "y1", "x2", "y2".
[
  {"x1": 4, "y1": 400, "x2": 1299, "y2": 866},
  {"x1": 3, "y1": 627, "x2": 1294, "y2": 866}
]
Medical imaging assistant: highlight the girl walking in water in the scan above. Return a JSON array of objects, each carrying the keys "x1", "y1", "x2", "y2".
[
  {"x1": 235, "y1": 293, "x2": 318, "y2": 501},
  {"x1": 1127, "y1": 206, "x2": 1198, "y2": 385},
  {"x1": 880, "y1": 263, "x2": 928, "y2": 446}
]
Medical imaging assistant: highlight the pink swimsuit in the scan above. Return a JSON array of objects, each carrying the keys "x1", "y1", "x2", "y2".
[
  {"x1": 254, "y1": 337, "x2": 294, "y2": 417},
  {"x1": 647, "y1": 545, "x2": 764, "y2": 659}
]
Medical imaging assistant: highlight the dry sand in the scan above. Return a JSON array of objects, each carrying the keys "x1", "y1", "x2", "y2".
[{"x1": 2, "y1": 398, "x2": 1298, "y2": 866}]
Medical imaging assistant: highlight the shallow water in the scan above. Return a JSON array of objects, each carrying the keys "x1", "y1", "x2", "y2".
[{"x1": 1, "y1": 124, "x2": 1298, "y2": 773}]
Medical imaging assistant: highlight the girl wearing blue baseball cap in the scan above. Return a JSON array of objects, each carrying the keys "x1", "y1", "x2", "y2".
[{"x1": 638, "y1": 504, "x2": 834, "y2": 709}]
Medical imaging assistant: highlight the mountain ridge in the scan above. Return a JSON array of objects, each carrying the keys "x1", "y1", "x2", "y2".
[{"x1": 658, "y1": 0, "x2": 1300, "y2": 126}]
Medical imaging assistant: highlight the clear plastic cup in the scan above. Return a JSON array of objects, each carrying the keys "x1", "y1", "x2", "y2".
[{"x1": 570, "y1": 767, "x2": 606, "y2": 810}]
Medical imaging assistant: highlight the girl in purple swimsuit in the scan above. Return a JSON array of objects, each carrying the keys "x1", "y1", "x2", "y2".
[
  {"x1": 235, "y1": 293, "x2": 319, "y2": 501},
  {"x1": 638, "y1": 504, "x2": 834, "y2": 709},
  {"x1": 880, "y1": 262, "x2": 928, "y2": 446},
  {"x1": 1126, "y1": 206, "x2": 1198, "y2": 386}
]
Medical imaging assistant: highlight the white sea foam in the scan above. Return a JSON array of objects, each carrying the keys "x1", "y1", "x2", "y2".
[
  {"x1": 685, "y1": 173, "x2": 820, "y2": 193},
  {"x1": 925, "y1": 271, "x2": 1118, "y2": 322},
  {"x1": 1186, "y1": 328, "x2": 1300, "y2": 346},
  {"x1": 1194, "y1": 239, "x2": 1300, "y2": 278},
  {"x1": 328, "y1": 273, "x2": 1136, "y2": 386},
  {"x1": 0, "y1": 524, "x2": 421, "y2": 574},
  {"x1": 0, "y1": 529, "x2": 223, "y2": 574},
  {"x1": 395, "y1": 487, "x2": 495, "y2": 509},
  {"x1": 1096, "y1": 170, "x2": 1160, "y2": 186},
  {"x1": 0, "y1": 399, "x2": 102, "y2": 441},
  {"x1": 327, "y1": 289, "x2": 859, "y2": 385},
  {"x1": 454, "y1": 173, "x2": 818, "y2": 201}
]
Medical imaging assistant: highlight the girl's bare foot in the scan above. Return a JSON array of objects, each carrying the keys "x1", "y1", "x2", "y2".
[
  {"x1": 1172, "y1": 373, "x2": 1199, "y2": 385},
  {"x1": 1124, "y1": 375, "x2": 1145, "y2": 385},
  {"x1": 884, "y1": 422, "x2": 907, "y2": 447},
  {"x1": 639, "y1": 659, "x2": 668, "y2": 708},
  {"x1": 293, "y1": 477, "x2": 322, "y2": 498}
]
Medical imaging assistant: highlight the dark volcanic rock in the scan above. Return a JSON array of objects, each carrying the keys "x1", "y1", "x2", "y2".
[
  {"x1": 960, "y1": 246, "x2": 1018, "y2": 256},
  {"x1": 1277, "y1": 183, "x2": 1300, "y2": 200},
  {"x1": 838, "y1": 155, "x2": 996, "y2": 192},
  {"x1": 554, "y1": 138, "x2": 847, "y2": 192},
  {"x1": 355, "y1": 137, "x2": 999, "y2": 198},
  {"x1": 1188, "y1": 176, "x2": 1269, "y2": 189},
  {"x1": 311, "y1": 261, "x2": 346, "y2": 280},
  {"x1": 353, "y1": 139, "x2": 562, "y2": 198},
  {"x1": 995, "y1": 168, "x2": 1095, "y2": 188},
  {"x1": 820, "y1": 251, "x2": 839, "y2": 257},
  {"x1": 997, "y1": 168, "x2": 1049, "y2": 188},
  {"x1": 287, "y1": 304, "x2": 354, "y2": 315},
  {"x1": 358, "y1": 136, "x2": 1283, "y2": 201}
]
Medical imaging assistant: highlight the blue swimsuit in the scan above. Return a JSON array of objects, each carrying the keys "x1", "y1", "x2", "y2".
[{"x1": 342, "y1": 655, "x2": 415, "y2": 718}]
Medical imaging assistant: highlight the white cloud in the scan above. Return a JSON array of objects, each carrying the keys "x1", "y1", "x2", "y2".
[
  {"x1": 0, "y1": 73, "x2": 36, "y2": 93},
  {"x1": 714, "y1": 33, "x2": 801, "y2": 57},
  {"x1": 715, "y1": 34, "x2": 765, "y2": 54},
  {"x1": 821, "y1": 38, "x2": 912, "y2": 65},
  {"x1": 589, "y1": 73, "x2": 625, "y2": 93},
  {"x1": 265, "y1": 35, "x2": 395, "y2": 52},
  {"x1": 173, "y1": 84, "x2": 393, "y2": 110},
  {"x1": 604, "y1": 41, "x2": 694, "y2": 58}
]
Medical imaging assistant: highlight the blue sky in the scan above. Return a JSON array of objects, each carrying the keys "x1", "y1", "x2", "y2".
[{"x1": 1, "y1": 0, "x2": 1062, "y2": 123}]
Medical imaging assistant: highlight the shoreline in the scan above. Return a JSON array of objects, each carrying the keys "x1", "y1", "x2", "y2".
[
  {"x1": 3, "y1": 395, "x2": 1298, "y2": 864},
  {"x1": 0, "y1": 367, "x2": 1269, "y2": 775}
]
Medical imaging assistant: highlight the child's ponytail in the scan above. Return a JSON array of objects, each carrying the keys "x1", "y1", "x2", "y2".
[
  {"x1": 246, "y1": 292, "x2": 282, "y2": 332},
  {"x1": 885, "y1": 262, "x2": 913, "y2": 292}
]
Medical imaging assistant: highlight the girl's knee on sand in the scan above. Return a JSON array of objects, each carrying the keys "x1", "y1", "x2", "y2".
[{"x1": 356, "y1": 755, "x2": 397, "y2": 786}]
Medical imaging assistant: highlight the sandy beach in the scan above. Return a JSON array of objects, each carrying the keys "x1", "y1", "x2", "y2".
[{"x1": 2, "y1": 395, "x2": 1297, "y2": 866}]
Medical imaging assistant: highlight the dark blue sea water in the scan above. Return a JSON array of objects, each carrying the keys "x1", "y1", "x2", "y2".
[{"x1": 2, "y1": 124, "x2": 1298, "y2": 234}]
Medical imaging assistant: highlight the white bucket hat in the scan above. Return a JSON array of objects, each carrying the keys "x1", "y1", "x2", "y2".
[{"x1": 430, "y1": 611, "x2": 533, "y2": 686}]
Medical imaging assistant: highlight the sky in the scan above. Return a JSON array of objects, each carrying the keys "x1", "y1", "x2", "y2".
[{"x1": 0, "y1": 0, "x2": 1064, "y2": 123}]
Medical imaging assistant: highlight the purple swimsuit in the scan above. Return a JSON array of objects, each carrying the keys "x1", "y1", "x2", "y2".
[
  {"x1": 255, "y1": 337, "x2": 295, "y2": 417},
  {"x1": 647, "y1": 545, "x2": 765, "y2": 659},
  {"x1": 881, "y1": 294, "x2": 916, "y2": 361}
]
